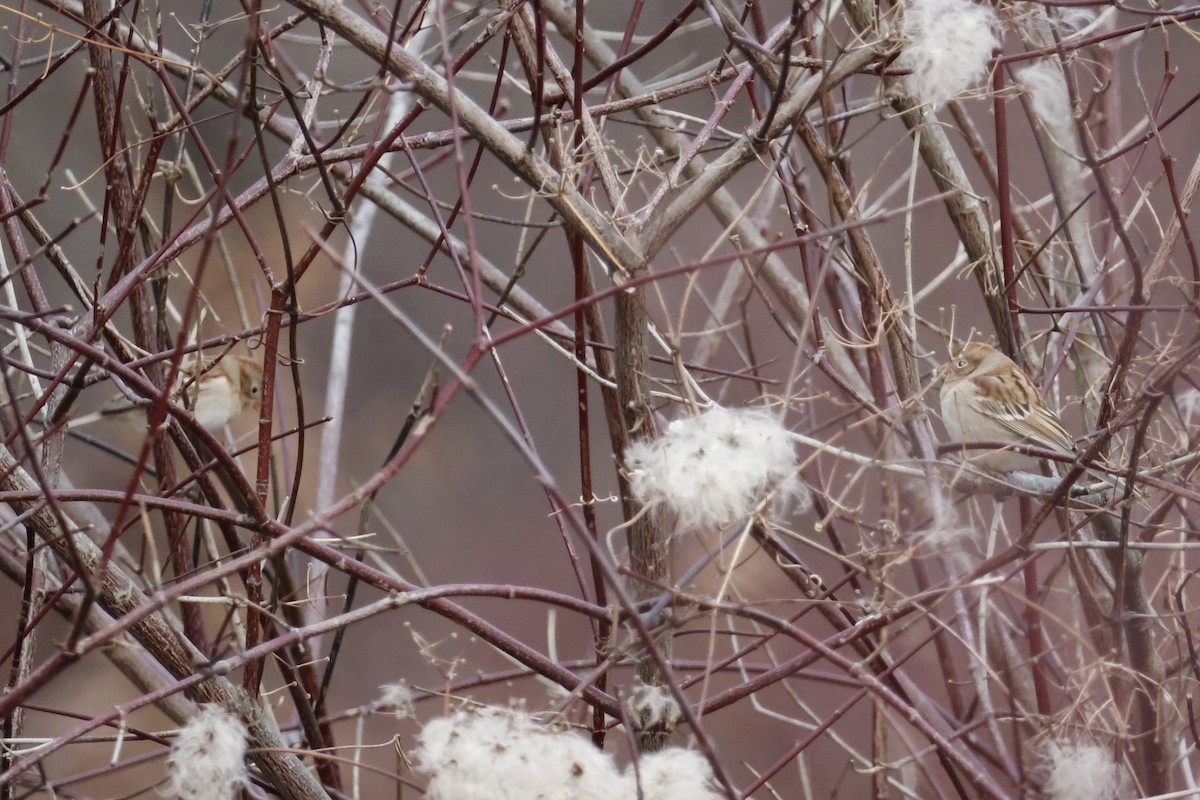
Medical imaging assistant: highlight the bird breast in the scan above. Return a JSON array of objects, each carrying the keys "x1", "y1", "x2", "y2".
[{"x1": 188, "y1": 374, "x2": 242, "y2": 430}]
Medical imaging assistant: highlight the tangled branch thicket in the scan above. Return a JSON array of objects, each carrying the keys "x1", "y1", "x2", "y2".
[{"x1": 0, "y1": 1, "x2": 1198, "y2": 798}]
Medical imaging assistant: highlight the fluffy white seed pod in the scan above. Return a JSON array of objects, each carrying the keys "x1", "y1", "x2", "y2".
[
  {"x1": 1040, "y1": 740, "x2": 1131, "y2": 800},
  {"x1": 898, "y1": 0, "x2": 999, "y2": 106},
  {"x1": 413, "y1": 707, "x2": 722, "y2": 800},
  {"x1": 164, "y1": 705, "x2": 249, "y2": 800},
  {"x1": 624, "y1": 406, "x2": 805, "y2": 531},
  {"x1": 412, "y1": 707, "x2": 620, "y2": 800}
]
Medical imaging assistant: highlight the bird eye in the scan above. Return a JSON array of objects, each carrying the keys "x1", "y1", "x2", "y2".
[{"x1": 956, "y1": 359, "x2": 968, "y2": 369}]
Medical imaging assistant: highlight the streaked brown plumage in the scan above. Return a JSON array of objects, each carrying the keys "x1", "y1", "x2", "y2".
[
  {"x1": 71, "y1": 354, "x2": 263, "y2": 432},
  {"x1": 939, "y1": 342, "x2": 1076, "y2": 473}
]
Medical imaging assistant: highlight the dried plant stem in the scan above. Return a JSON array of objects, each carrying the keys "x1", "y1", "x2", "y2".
[{"x1": 0, "y1": 443, "x2": 329, "y2": 799}]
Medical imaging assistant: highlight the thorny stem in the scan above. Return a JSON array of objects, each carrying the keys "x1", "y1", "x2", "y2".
[{"x1": 0, "y1": 2, "x2": 1198, "y2": 799}]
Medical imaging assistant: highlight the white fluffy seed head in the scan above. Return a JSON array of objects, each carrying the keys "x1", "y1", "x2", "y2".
[
  {"x1": 164, "y1": 705, "x2": 249, "y2": 800},
  {"x1": 898, "y1": 0, "x2": 999, "y2": 106},
  {"x1": 379, "y1": 681, "x2": 415, "y2": 719},
  {"x1": 412, "y1": 707, "x2": 621, "y2": 800},
  {"x1": 1018, "y1": 61, "x2": 1073, "y2": 132},
  {"x1": 623, "y1": 405, "x2": 805, "y2": 531},
  {"x1": 1040, "y1": 740, "x2": 1130, "y2": 800},
  {"x1": 412, "y1": 707, "x2": 721, "y2": 800},
  {"x1": 624, "y1": 748, "x2": 723, "y2": 800}
]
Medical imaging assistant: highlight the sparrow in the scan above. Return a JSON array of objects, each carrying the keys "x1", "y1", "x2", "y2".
[
  {"x1": 69, "y1": 354, "x2": 263, "y2": 432},
  {"x1": 938, "y1": 341, "x2": 1077, "y2": 473}
]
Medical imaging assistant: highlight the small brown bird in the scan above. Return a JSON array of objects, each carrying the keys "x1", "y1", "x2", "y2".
[
  {"x1": 939, "y1": 342, "x2": 1076, "y2": 473},
  {"x1": 70, "y1": 354, "x2": 263, "y2": 432}
]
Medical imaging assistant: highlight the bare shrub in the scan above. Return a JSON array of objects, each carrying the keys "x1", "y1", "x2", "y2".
[{"x1": 0, "y1": 1, "x2": 1198, "y2": 798}]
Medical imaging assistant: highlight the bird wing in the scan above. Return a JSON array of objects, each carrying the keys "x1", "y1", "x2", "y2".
[{"x1": 973, "y1": 375, "x2": 1077, "y2": 455}]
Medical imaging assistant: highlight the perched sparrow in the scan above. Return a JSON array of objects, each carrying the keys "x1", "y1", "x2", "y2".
[
  {"x1": 938, "y1": 342, "x2": 1076, "y2": 473},
  {"x1": 70, "y1": 354, "x2": 263, "y2": 432}
]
